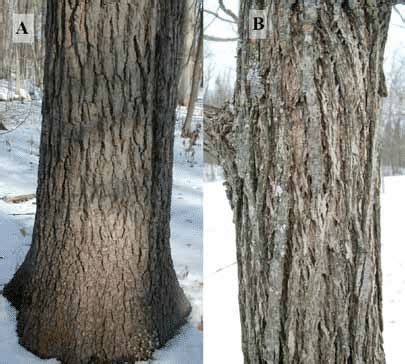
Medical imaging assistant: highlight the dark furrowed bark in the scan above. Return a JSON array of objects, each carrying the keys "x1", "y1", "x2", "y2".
[
  {"x1": 206, "y1": 1, "x2": 392, "y2": 363},
  {"x1": 4, "y1": 1, "x2": 189, "y2": 363}
]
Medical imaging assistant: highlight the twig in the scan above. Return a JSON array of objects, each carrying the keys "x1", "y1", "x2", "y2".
[
  {"x1": 0, "y1": 100, "x2": 34, "y2": 136},
  {"x1": 394, "y1": 5, "x2": 405, "y2": 23},
  {"x1": 215, "y1": 261, "x2": 237, "y2": 273},
  {"x1": 218, "y1": 0, "x2": 239, "y2": 22},
  {"x1": 204, "y1": 8, "x2": 237, "y2": 24},
  {"x1": 1, "y1": 194, "x2": 36, "y2": 203},
  {"x1": 8, "y1": 213, "x2": 35, "y2": 216},
  {"x1": 204, "y1": 35, "x2": 239, "y2": 42}
]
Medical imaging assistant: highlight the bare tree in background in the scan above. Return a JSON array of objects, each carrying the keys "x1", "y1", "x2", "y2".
[
  {"x1": 381, "y1": 53, "x2": 405, "y2": 175},
  {"x1": 203, "y1": 0, "x2": 238, "y2": 107},
  {"x1": 178, "y1": 0, "x2": 198, "y2": 105},
  {"x1": 203, "y1": 0, "x2": 237, "y2": 174},
  {"x1": 178, "y1": 0, "x2": 203, "y2": 138},
  {"x1": 0, "y1": 0, "x2": 45, "y2": 90},
  {"x1": 0, "y1": 0, "x2": 7, "y2": 79},
  {"x1": 205, "y1": 69, "x2": 233, "y2": 107},
  {"x1": 204, "y1": 0, "x2": 238, "y2": 42}
]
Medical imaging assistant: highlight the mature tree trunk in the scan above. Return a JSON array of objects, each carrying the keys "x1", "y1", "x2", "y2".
[
  {"x1": 206, "y1": 1, "x2": 393, "y2": 363},
  {"x1": 4, "y1": 1, "x2": 190, "y2": 363}
]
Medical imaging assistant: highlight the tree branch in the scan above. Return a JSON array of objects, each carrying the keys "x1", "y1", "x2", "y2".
[
  {"x1": 218, "y1": 0, "x2": 239, "y2": 22},
  {"x1": 204, "y1": 35, "x2": 239, "y2": 42},
  {"x1": 204, "y1": 103, "x2": 236, "y2": 170},
  {"x1": 393, "y1": 5, "x2": 405, "y2": 22},
  {"x1": 204, "y1": 8, "x2": 237, "y2": 24},
  {"x1": 204, "y1": 102, "x2": 240, "y2": 207}
]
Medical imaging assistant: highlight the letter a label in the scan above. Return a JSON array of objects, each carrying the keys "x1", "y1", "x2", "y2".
[{"x1": 13, "y1": 14, "x2": 34, "y2": 44}]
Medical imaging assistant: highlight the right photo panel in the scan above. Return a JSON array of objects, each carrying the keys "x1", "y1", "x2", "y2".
[{"x1": 203, "y1": 1, "x2": 405, "y2": 363}]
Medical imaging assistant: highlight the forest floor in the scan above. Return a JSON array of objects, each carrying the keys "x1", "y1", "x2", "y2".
[
  {"x1": 204, "y1": 171, "x2": 405, "y2": 364},
  {"x1": 0, "y1": 97, "x2": 203, "y2": 363}
]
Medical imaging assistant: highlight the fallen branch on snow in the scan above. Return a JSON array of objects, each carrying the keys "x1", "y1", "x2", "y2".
[{"x1": 1, "y1": 194, "x2": 36, "y2": 204}]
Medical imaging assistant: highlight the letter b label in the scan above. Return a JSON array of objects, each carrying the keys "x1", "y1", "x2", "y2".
[
  {"x1": 249, "y1": 10, "x2": 267, "y2": 39},
  {"x1": 254, "y1": 17, "x2": 265, "y2": 30}
]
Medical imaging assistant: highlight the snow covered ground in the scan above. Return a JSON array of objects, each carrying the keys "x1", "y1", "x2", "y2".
[
  {"x1": 0, "y1": 98, "x2": 203, "y2": 364},
  {"x1": 0, "y1": 80, "x2": 41, "y2": 102},
  {"x1": 381, "y1": 176, "x2": 405, "y2": 364},
  {"x1": 204, "y1": 176, "x2": 243, "y2": 364},
  {"x1": 204, "y1": 173, "x2": 405, "y2": 364}
]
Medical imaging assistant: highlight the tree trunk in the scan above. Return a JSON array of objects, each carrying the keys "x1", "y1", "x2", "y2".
[
  {"x1": 32, "y1": 0, "x2": 46, "y2": 88},
  {"x1": 206, "y1": 1, "x2": 392, "y2": 363},
  {"x1": 182, "y1": 16, "x2": 202, "y2": 138},
  {"x1": 4, "y1": 1, "x2": 190, "y2": 363},
  {"x1": 177, "y1": 0, "x2": 197, "y2": 106},
  {"x1": 0, "y1": 0, "x2": 9, "y2": 79}
]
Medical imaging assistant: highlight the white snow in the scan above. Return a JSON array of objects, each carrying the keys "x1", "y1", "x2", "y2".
[
  {"x1": 0, "y1": 99, "x2": 203, "y2": 363},
  {"x1": 204, "y1": 179, "x2": 243, "y2": 364},
  {"x1": 0, "y1": 80, "x2": 41, "y2": 102},
  {"x1": 381, "y1": 176, "x2": 405, "y2": 364},
  {"x1": 204, "y1": 173, "x2": 405, "y2": 364},
  {"x1": 384, "y1": 5, "x2": 405, "y2": 73},
  {"x1": 0, "y1": 297, "x2": 58, "y2": 364}
]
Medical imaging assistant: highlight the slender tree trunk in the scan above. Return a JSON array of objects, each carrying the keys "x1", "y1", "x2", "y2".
[
  {"x1": 4, "y1": 1, "x2": 190, "y2": 363},
  {"x1": 33, "y1": 0, "x2": 45, "y2": 88},
  {"x1": 182, "y1": 18, "x2": 202, "y2": 137},
  {"x1": 0, "y1": 0, "x2": 9, "y2": 79},
  {"x1": 15, "y1": 47, "x2": 21, "y2": 96},
  {"x1": 0, "y1": 0, "x2": 5, "y2": 78},
  {"x1": 14, "y1": 0, "x2": 30, "y2": 88},
  {"x1": 178, "y1": 0, "x2": 197, "y2": 106},
  {"x1": 206, "y1": 1, "x2": 392, "y2": 363}
]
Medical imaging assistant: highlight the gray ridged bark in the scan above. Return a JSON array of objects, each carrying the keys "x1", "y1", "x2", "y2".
[
  {"x1": 206, "y1": 1, "x2": 392, "y2": 363},
  {"x1": 4, "y1": 1, "x2": 190, "y2": 363}
]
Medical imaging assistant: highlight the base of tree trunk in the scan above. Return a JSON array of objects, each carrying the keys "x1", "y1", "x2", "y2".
[
  {"x1": 3, "y1": 266, "x2": 28, "y2": 310},
  {"x1": 4, "y1": 264, "x2": 191, "y2": 364}
]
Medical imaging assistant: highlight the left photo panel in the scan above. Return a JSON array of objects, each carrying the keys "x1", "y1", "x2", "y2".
[{"x1": 0, "y1": 1, "x2": 203, "y2": 363}]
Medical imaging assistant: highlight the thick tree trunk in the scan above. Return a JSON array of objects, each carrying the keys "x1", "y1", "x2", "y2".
[
  {"x1": 4, "y1": 1, "x2": 190, "y2": 363},
  {"x1": 207, "y1": 1, "x2": 392, "y2": 363}
]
